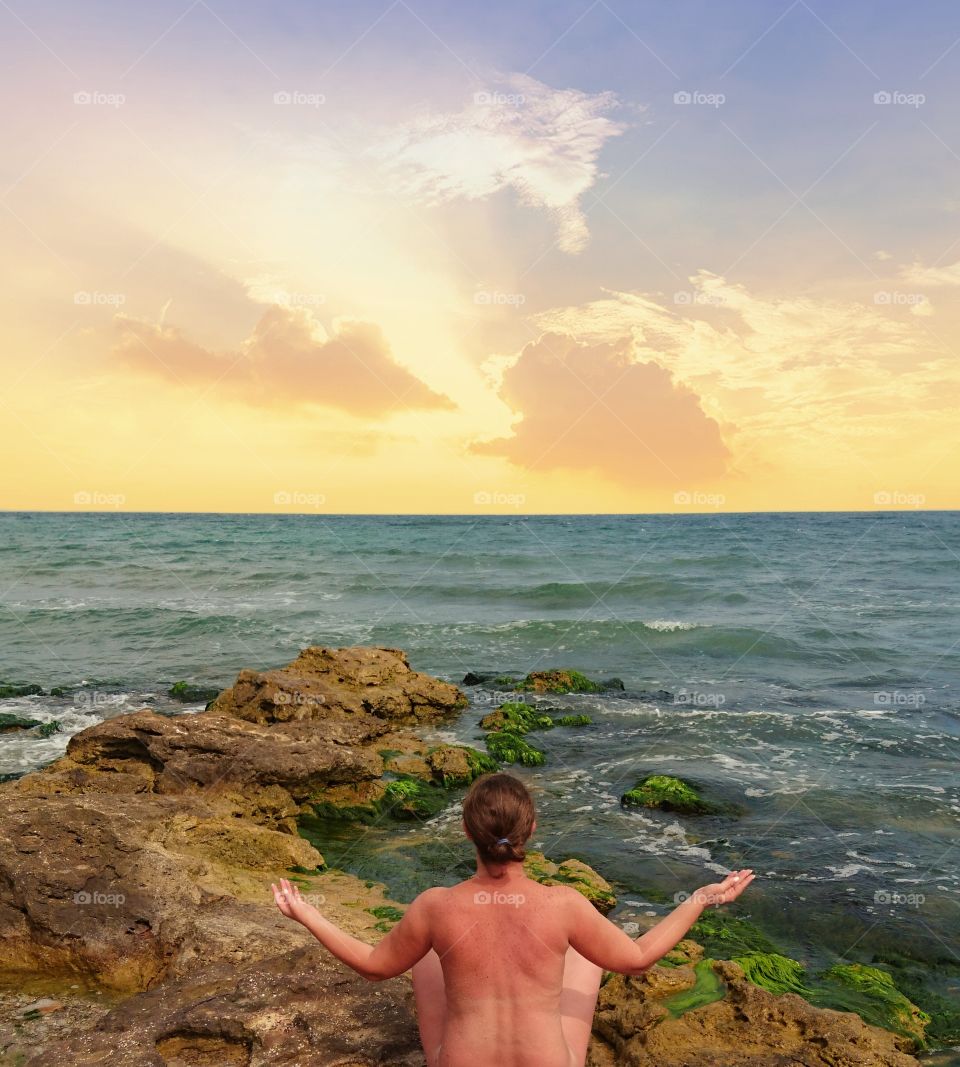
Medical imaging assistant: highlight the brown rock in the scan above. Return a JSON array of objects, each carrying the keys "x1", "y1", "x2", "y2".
[
  {"x1": 209, "y1": 646, "x2": 467, "y2": 725},
  {"x1": 587, "y1": 958, "x2": 920, "y2": 1067},
  {"x1": 22, "y1": 946, "x2": 424, "y2": 1067}
]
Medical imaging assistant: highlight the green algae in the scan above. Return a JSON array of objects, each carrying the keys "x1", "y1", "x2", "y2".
[
  {"x1": 812, "y1": 963, "x2": 930, "y2": 1048},
  {"x1": 516, "y1": 669, "x2": 609, "y2": 694},
  {"x1": 689, "y1": 910, "x2": 780, "y2": 958},
  {"x1": 367, "y1": 904, "x2": 404, "y2": 922},
  {"x1": 621, "y1": 774, "x2": 720, "y2": 815},
  {"x1": 485, "y1": 730, "x2": 546, "y2": 766},
  {"x1": 732, "y1": 952, "x2": 812, "y2": 996},
  {"x1": 662, "y1": 959, "x2": 727, "y2": 1017},
  {"x1": 555, "y1": 713, "x2": 592, "y2": 726},
  {"x1": 479, "y1": 701, "x2": 555, "y2": 734}
]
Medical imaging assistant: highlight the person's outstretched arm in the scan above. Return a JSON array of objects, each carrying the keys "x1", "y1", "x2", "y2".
[
  {"x1": 566, "y1": 869, "x2": 755, "y2": 976},
  {"x1": 272, "y1": 878, "x2": 438, "y2": 981}
]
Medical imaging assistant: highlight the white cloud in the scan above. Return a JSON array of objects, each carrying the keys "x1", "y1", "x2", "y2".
[
  {"x1": 373, "y1": 73, "x2": 627, "y2": 254},
  {"x1": 899, "y1": 259, "x2": 960, "y2": 286}
]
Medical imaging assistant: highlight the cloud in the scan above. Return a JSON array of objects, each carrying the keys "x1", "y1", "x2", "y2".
[
  {"x1": 113, "y1": 305, "x2": 454, "y2": 416},
  {"x1": 472, "y1": 333, "x2": 729, "y2": 487},
  {"x1": 529, "y1": 272, "x2": 960, "y2": 477},
  {"x1": 374, "y1": 73, "x2": 626, "y2": 254},
  {"x1": 899, "y1": 259, "x2": 960, "y2": 286}
]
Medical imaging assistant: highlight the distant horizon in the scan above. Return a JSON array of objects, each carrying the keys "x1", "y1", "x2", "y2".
[{"x1": 3, "y1": 508, "x2": 957, "y2": 518}]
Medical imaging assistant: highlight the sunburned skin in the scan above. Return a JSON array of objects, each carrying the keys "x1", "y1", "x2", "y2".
[{"x1": 272, "y1": 819, "x2": 755, "y2": 1067}]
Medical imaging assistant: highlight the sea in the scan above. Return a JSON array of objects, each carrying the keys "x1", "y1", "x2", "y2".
[{"x1": 1, "y1": 510, "x2": 958, "y2": 1046}]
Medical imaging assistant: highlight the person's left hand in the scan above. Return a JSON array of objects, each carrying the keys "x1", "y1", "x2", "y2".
[{"x1": 271, "y1": 877, "x2": 312, "y2": 922}]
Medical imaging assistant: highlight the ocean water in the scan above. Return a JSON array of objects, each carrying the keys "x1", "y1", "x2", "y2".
[{"x1": 1, "y1": 511, "x2": 958, "y2": 1026}]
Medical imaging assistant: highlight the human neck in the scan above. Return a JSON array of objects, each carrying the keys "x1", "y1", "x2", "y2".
[{"x1": 474, "y1": 856, "x2": 525, "y2": 881}]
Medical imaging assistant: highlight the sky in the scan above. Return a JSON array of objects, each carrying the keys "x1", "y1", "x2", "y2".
[{"x1": 2, "y1": 0, "x2": 959, "y2": 513}]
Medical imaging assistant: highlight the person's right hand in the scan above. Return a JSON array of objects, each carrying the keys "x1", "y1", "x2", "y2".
[{"x1": 694, "y1": 868, "x2": 755, "y2": 907}]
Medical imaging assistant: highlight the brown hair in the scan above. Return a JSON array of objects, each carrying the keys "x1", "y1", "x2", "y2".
[{"x1": 462, "y1": 772, "x2": 536, "y2": 864}]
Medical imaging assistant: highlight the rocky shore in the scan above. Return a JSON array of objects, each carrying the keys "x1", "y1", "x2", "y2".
[{"x1": 0, "y1": 648, "x2": 927, "y2": 1065}]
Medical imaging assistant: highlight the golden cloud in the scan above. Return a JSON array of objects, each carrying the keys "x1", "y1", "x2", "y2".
[
  {"x1": 472, "y1": 333, "x2": 729, "y2": 487},
  {"x1": 112, "y1": 305, "x2": 454, "y2": 416}
]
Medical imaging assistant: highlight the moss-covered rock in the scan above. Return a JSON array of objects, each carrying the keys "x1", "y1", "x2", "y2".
[
  {"x1": 516, "y1": 669, "x2": 622, "y2": 694},
  {"x1": 555, "y1": 713, "x2": 592, "y2": 727},
  {"x1": 168, "y1": 681, "x2": 222, "y2": 704},
  {"x1": 814, "y1": 963, "x2": 930, "y2": 1048},
  {"x1": 36, "y1": 720, "x2": 61, "y2": 738},
  {"x1": 485, "y1": 730, "x2": 546, "y2": 766},
  {"x1": 523, "y1": 851, "x2": 616, "y2": 914},
  {"x1": 426, "y1": 744, "x2": 497, "y2": 786},
  {"x1": 621, "y1": 774, "x2": 723, "y2": 815},
  {"x1": 0, "y1": 683, "x2": 43, "y2": 699},
  {"x1": 479, "y1": 701, "x2": 555, "y2": 734},
  {"x1": 0, "y1": 713, "x2": 43, "y2": 733}
]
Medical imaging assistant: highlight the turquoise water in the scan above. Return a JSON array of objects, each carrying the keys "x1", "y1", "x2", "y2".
[{"x1": 1, "y1": 511, "x2": 958, "y2": 1032}]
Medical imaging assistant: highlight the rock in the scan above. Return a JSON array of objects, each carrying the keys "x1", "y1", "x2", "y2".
[
  {"x1": 517, "y1": 669, "x2": 623, "y2": 694},
  {"x1": 23, "y1": 946, "x2": 424, "y2": 1067},
  {"x1": 167, "y1": 681, "x2": 222, "y2": 704},
  {"x1": 0, "y1": 790, "x2": 320, "y2": 992},
  {"x1": 0, "y1": 683, "x2": 44, "y2": 699},
  {"x1": 209, "y1": 646, "x2": 467, "y2": 725},
  {"x1": 19, "y1": 998, "x2": 64, "y2": 1017},
  {"x1": 621, "y1": 774, "x2": 725, "y2": 816},
  {"x1": 0, "y1": 711, "x2": 43, "y2": 732},
  {"x1": 524, "y1": 851, "x2": 617, "y2": 914},
  {"x1": 587, "y1": 959, "x2": 920, "y2": 1067},
  {"x1": 485, "y1": 730, "x2": 546, "y2": 766},
  {"x1": 479, "y1": 701, "x2": 555, "y2": 734}
]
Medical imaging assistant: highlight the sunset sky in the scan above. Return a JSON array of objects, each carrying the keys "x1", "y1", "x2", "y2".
[{"x1": 2, "y1": 0, "x2": 959, "y2": 513}]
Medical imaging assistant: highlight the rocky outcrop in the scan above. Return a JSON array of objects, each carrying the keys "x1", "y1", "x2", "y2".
[
  {"x1": 22, "y1": 946, "x2": 424, "y2": 1067},
  {"x1": 209, "y1": 645, "x2": 467, "y2": 725},
  {"x1": 587, "y1": 959, "x2": 919, "y2": 1067}
]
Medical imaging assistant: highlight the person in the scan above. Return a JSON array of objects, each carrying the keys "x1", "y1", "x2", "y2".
[{"x1": 273, "y1": 771, "x2": 755, "y2": 1067}]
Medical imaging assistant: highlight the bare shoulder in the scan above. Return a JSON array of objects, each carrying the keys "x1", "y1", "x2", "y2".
[{"x1": 410, "y1": 885, "x2": 448, "y2": 913}]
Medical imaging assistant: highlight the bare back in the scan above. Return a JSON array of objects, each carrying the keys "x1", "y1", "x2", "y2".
[{"x1": 425, "y1": 874, "x2": 579, "y2": 1067}]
